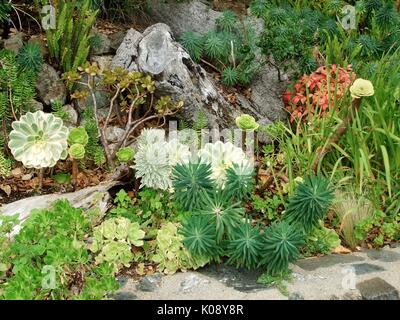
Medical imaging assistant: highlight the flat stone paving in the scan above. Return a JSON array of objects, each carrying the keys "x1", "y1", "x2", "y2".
[{"x1": 114, "y1": 245, "x2": 400, "y2": 300}]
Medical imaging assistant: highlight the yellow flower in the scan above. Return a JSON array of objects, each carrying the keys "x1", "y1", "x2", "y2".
[{"x1": 350, "y1": 79, "x2": 374, "y2": 99}]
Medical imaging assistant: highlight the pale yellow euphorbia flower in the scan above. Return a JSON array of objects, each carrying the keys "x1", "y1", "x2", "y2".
[{"x1": 350, "y1": 79, "x2": 374, "y2": 99}]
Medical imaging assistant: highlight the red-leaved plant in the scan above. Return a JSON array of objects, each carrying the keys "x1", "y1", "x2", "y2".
[{"x1": 283, "y1": 65, "x2": 356, "y2": 122}]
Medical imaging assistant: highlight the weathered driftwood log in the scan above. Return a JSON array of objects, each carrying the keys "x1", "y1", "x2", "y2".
[{"x1": 0, "y1": 181, "x2": 120, "y2": 236}]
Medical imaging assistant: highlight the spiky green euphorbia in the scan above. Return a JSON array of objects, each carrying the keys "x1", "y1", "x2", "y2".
[
  {"x1": 180, "y1": 215, "x2": 220, "y2": 260},
  {"x1": 224, "y1": 162, "x2": 255, "y2": 201},
  {"x1": 172, "y1": 162, "x2": 215, "y2": 211},
  {"x1": 116, "y1": 147, "x2": 135, "y2": 163},
  {"x1": 68, "y1": 127, "x2": 89, "y2": 146},
  {"x1": 226, "y1": 222, "x2": 263, "y2": 270},
  {"x1": 259, "y1": 221, "x2": 305, "y2": 275},
  {"x1": 68, "y1": 143, "x2": 85, "y2": 160},
  {"x1": 198, "y1": 141, "x2": 248, "y2": 186},
  {"x1": 17, "y1": 42, "x2": 43, "y2": 74},
  {"x1": 8, "y1": 111, "x2": 69, "y2": 169},
  {"x1": 197, "y1": 190, "x2": 244, "y2": 243},
  {"x1": 284, "y1": 176, "x2": 334, "y2": 233}
]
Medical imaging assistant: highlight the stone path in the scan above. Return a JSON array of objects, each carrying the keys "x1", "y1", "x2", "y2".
[{"x1": 114, "y1": 245, "x2": 400, "y2": 300}]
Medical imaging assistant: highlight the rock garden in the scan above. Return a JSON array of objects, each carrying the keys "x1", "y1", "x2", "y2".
[{"x1": 0, "y1": 0, "x2": 399, "y2": 300}]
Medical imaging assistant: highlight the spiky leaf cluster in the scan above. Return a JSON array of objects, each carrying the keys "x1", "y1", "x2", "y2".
[
  {"x1": 180, "y1": 31, "x2": 204, "y2": 62},
  {"x1": 45, "y1": 0, "x2": 98, "y2": 72},
  {"x1": 17, "y1": 43, "x2": 43, "y2": 75},
  {"x1": 82, "y1": 108, "x2": 105, "y2": 166},
  {"x1": 180, "y1": 215, "x2": 221, "y2": 260},
  {"x1": 0, "y1": 1, "x2": 10, "y2": 22},
  {"x1": 284, "y1": 176, "x2": 334, "y2": 233},
  {"x1": 224, "y1": 162, "x2": 255, "y2": 201},
  {"x1": 0, "y1": 49, "x2": 37, "y2": 127},
  {"x1": 180, "y1": 11, "x2": 260, "y2": 87},
  {"x1": 226, "y1": 222, "x2": 263, "y2": 269},
  {"x1": 172, "y1": 162, "x2": 214, "y2": 211},
  {"x1": 259, "y1": 222, "x2": 305, "y2": 275},
  {"x1": 197, "y1": 190, "x2": 244, "y2": 243}
]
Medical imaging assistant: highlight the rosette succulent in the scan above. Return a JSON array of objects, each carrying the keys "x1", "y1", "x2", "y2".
[
  {"x1": 198, "y1": 141, "x2": 249, "y2": 185},
  {"x1": 134, "y1": 141, "x2": 171, "y2": 190},
  {"x1": 68, "y1": 127, "x2": 89, "y2": 146},
  {"x1": 136, "y1": 128, "x2": 165, "y2": 146},
  {"x1": 8, "y1": 111, "x2": 69, "y2": 169},
  {"x1": 133, "y1": 129, "x2": 192, "y2": 190},
  {"x1": 235, "y1": 114, "x2": 259, "y2": 131},
  {"x1": 68, "y1": 144, "x2": 86, "y2": 160},
  {"x1": 350, "y1": 79, "x2": 374, "y2": 99},
  {"x1": 116, "y1": 147, "x2": 135, "y2": 163}
]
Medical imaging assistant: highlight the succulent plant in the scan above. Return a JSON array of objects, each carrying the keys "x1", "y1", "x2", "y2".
[
  {"x1": 197, "y1": 190, "x2": 244, "y2": 243},
  {"x1": 224, "y1": 161, "x2": 255, "y2": 201},
  {"x1": 68, "y1": 143, "x2": 85, "y2": 160},
  {"x1": 136, "y1": 128, "x2": 166, "y2": 146},
  {"x1": 116, "y1": 147, "x2": 135, "y2": 163},
  {"x1": 152, "y1": 222, "x2": 209, "y2": 275},
  {"x1": 133, "y1": 141, "x2": 171, "y2": 190},
  {"x1": 198, "y1": 141, "x2": 249, "y2": 186},
  {"x1": 226, "y1": 222, "x2": 263, "y2": 270},
  {"x1": 235, "y1": 114, "x2": 259, "y2": 131},
  {"x1": 17, "y1": 42, "x2": 43, "y2": 74},
  {"x1": 172, "y1": 162, "x2": 215, "y2": 211},
  {"x1": 68, "y1": 127, "x2": 89, "y2": 146},
  {"x1": 8, "y1": 111, "x2": 69, "y2": 169},
  {"x1": 165, "y1": 139, "x2": 191, "y2": 166},
  {"x1": 259, "y1": 221, "x2": 305, "y2": 275},
  {"x1": 284, "y1": 175, "x2": 334, "y2": 233},
  {"x1": 133, "y1": 129, "x2": 192, "y2": 190},
  {"x1": 90, "y1": 217, "x2": 145, "y2": 273},
  {"x1": 180, "y1": 215, "x2": 221, "y2": 260}
]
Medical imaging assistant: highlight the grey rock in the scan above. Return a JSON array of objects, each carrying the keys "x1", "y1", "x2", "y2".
[
  {"x1": 199, "y1": 263, "x2": 266, "y2": 292},
  {"x1": 35, "y1": 63, "x2": 67, "y2": 106},
  {"x1": 289, "y1": 292, "x2": 304, "y2": 300},
  {"x1": 296, "y1": 254, "x2": 365, "y2": 271},
  {"x1": 249, "y1": 65, "x2": 288, "y2": 123},
  {"x1": 4, "y1": 32, "x2": 24, "y2": 54},
  {"x1": 138, "y1": 273, "x2": 163, "y2": 292},
  {"x1": 342, "y1": 291, "x2": 362, "y2": 300},
  {"x1": 113, "y1": 291, "x2": 138, "y2": 300},
  {"x1": 109, "y1": 31, "x2": 127, "y2": 51},
  {"x1": 180, "y1": 274, "x2": 202, "y2": 293},
  {"x1": 63, "y1": 104, "x2": 78, "y2": 126},
  {"x1": 113, "y1": 24, "x2": 240, "y2": 127},
  {"x1": 76, "y1": 74, "x2": 110, "y2": 110},
  {"x1": 105, "y1": 126, "x2": 125, "y2": 143},
  {"x1": 29, "y1": 99, "x2": 44, "y2": 111},
  {"x1": 367, "y1": 249, "x2": 400, "y2": 262},
  {"x1": 112, "y1": 23, "x2": 287, "y2": 128},
  {"x1": 357, "y1": 277, "x2": 400, "y2": 300},
  {"x1": 352, "y1": 263, "x2": 385, "y2": 275},
  {"x1": 147, "y1": 0, "x2": 221, "y2": 37},
  {"x1": 91, "y1": 55, "x2": 113, "y2": 72}
]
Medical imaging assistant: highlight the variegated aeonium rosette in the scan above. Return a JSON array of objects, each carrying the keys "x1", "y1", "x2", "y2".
[{"x1": 8, "y1": 111, "x2": 69, "y2": 169}]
